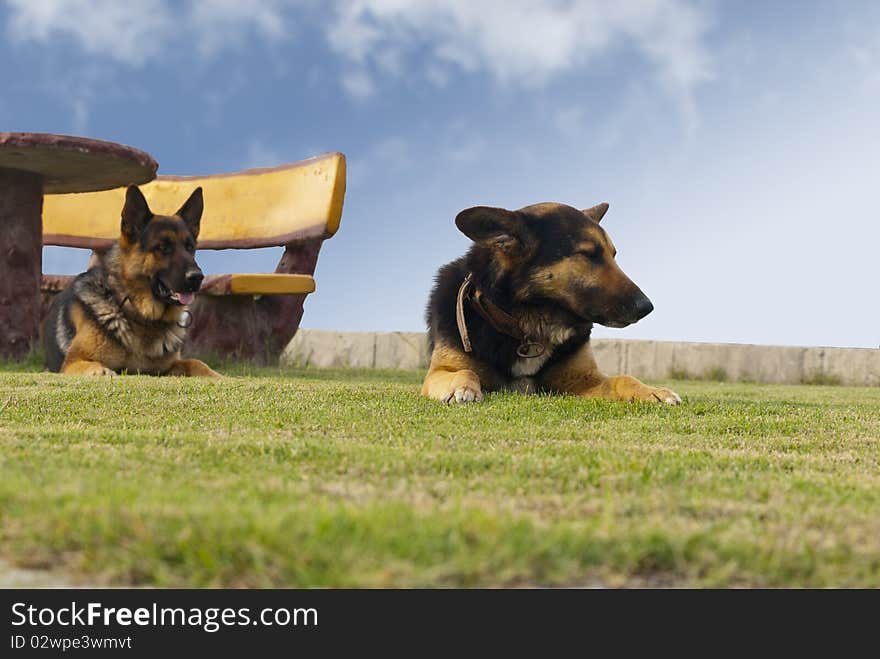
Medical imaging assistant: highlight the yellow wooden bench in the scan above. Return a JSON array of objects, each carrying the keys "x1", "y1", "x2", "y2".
[{"x1": 40, "y1": 152, "x2": 346, "y2": 361}]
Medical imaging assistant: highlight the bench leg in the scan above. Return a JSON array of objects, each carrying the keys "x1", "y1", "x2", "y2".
[
  {"x1": 0, "y1": 170, "x2": 43, "y2": 360},
  {"x1": 265, "y1": 237, "x2": 323, "y2": 354},
  {"x1": 183, "y1": 238, "x2": 323, "y2": 363}
]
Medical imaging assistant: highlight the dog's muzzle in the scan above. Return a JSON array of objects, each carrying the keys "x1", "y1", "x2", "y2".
[{"x1": 596, "y1": 294, "x2": 654, "y2": 328}]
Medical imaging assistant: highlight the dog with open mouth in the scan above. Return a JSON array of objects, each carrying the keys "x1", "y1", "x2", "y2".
[
  {"x1": 422, "y1": 202, "x2": 680, "y2": 404},
  {"x1": 44, "y1": 185, "x2": 221, "y2": 377}
]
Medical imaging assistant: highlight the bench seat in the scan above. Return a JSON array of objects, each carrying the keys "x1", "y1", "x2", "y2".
[{"x1": 199, "y1": 273, "x2": 316, "y2": 296}]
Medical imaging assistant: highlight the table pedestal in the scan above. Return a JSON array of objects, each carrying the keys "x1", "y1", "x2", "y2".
[{"x1": 0, "y1": 169, "x2": 43, "y2": 359}]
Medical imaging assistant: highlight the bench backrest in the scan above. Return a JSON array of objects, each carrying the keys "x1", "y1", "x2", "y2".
[{"x1": 42, "y1": 152, "x2": 346, "y2": 250}]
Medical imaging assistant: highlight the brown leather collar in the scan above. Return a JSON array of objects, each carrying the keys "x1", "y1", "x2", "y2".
[{"x1": 456, "y1": 274, "x2": 545, "y2": 358}]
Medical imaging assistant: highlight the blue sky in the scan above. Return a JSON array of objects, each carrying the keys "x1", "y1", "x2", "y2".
[{"x1": 2, "y1": 1, "x2": 879, "y2": 348}]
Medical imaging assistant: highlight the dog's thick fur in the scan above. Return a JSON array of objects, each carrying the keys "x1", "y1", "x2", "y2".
[
  {"x1": 422, "y1": 202, "x2": 679, "y2": 404},
  {"x1": 44, "y1": 186, "x2": 220, "y2": 377}
]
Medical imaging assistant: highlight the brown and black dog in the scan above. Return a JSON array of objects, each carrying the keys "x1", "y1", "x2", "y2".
[
  {"x1": 422, "y1": 202, "x2": 680, "y2": 404},
  {"x1": 44, "y1": 185, "x2": 220, "y2": 377}
]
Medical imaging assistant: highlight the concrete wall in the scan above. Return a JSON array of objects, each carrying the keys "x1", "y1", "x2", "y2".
[
  {"x1": 282, "y1": 330, "x2": 430, "y2": 370},
  {"x1": 280, "y1": 330, "x2": 880, "y2": 386}
]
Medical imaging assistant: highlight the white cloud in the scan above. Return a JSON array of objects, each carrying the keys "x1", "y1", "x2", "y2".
[
  {"x1": 3, "y1": 0, "x2": 297, "y2": 130},
  {"x1": 327, "y1": 1, "x2": 715, "y2": 85},
  {"x1": 5, "y1": 0, "x2": 173, "y2": 65},
  {"x1": 188, "y1": 0, "x2": 289, "y2": 57},
  {"x1": 325, "y1": 0, "x2": 714, "y2": 115},
  {"x1": 341, "y1": 69, "x2": 376, "y2": 99},
  {"x1": 4, "y1": 0, "x2": 715, "y2": 122},
  {"x1": 3, "y1": 0, "x2": 292, "y2": 64}
]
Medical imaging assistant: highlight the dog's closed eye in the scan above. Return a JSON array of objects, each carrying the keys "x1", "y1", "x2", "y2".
[{"x1": 577, "y1": 243, "x2": 599, "y2": 258}]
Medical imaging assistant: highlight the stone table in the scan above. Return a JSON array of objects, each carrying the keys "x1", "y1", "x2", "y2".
[{"x1": 0, "y1": 133, "x2": 157, "y2": 359}]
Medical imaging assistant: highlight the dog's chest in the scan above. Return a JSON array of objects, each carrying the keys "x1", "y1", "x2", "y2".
[
  {"x1": 510, "y1": 350, "x2": 553, "y2": 378},
  {"x1": 93, "y1": 301, "x2": 185, "y2": 360},
  {"x1": 74, "y1": 275, "x2": 187, "y2": 364},
  {"x1": 127, "y1": 324, "x2": 187, "y2": 360},
  {"x1": 507, "y1": 320, "x2": 575, "y2": 380}
]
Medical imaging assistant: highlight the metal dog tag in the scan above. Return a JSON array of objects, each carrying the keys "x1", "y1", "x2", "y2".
[{"x1": 517, "y1": 340, "x2": 545, "y2": 358}]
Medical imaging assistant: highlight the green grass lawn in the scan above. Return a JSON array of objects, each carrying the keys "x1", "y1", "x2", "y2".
[{"x1": 1, "y1": 362, "x2": 879, "y2": 587}]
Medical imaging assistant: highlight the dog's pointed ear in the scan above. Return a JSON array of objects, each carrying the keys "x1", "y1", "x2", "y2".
[
  {"x1": 455, "y1": 206, "x2": 532, "y2": 254},
  {"x1": 176, "y1": 187, "x2": 204, "y2": 239},
  {"x1": 582, "y1": 202, "x2": 609, "y2": 223},
  {"x1": 121, "y1": 185, "x2": 153, "y2": 242}
]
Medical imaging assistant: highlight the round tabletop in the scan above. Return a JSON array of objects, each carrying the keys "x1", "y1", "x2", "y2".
[{"x1": 0, "y1": 132, "x2": 157, "y2": 194}]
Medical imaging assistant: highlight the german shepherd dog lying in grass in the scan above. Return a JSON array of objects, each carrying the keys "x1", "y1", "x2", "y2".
[
  {"x1": 423, "y1": 202, "x2": 680, "y2": 404},
  {"x1": 44, "y1": 185, "x2": 220, "y2": 377}
]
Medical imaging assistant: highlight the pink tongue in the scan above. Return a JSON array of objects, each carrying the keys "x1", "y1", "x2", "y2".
[{"x1": 176, "y1": 292, "x2": 195, "y2": 305}]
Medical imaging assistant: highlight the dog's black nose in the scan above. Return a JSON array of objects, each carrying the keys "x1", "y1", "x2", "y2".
[
  {"x1": 632, "y1": 295, "x2": 654, "y2": 320},
  {"x1": 185, "y1": 270, "x2": 204, "y2": 291}
]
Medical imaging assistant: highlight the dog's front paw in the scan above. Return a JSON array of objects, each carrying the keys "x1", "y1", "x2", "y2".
[
  {"x1": 444, "y1": 384, "x2": 484, "y2": 404},
  {"x1": 423, "y1": 368, "x2": 484, "y2": 404},
  {"x1": 166, "y1": 359, "x2": 223, "y2": 378},
  {"x1": 648, "y1": 387, "x2": 681, "y2": 405},
  {"x1": 84, "y1": 364, "x2": 116, "y2": 377},
  {"x1": 444, "y1": 371, "x2": 484, "y2": 404},
  {"x1": 186, "y1": 362, "x2": 223, "y2": 378}
]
